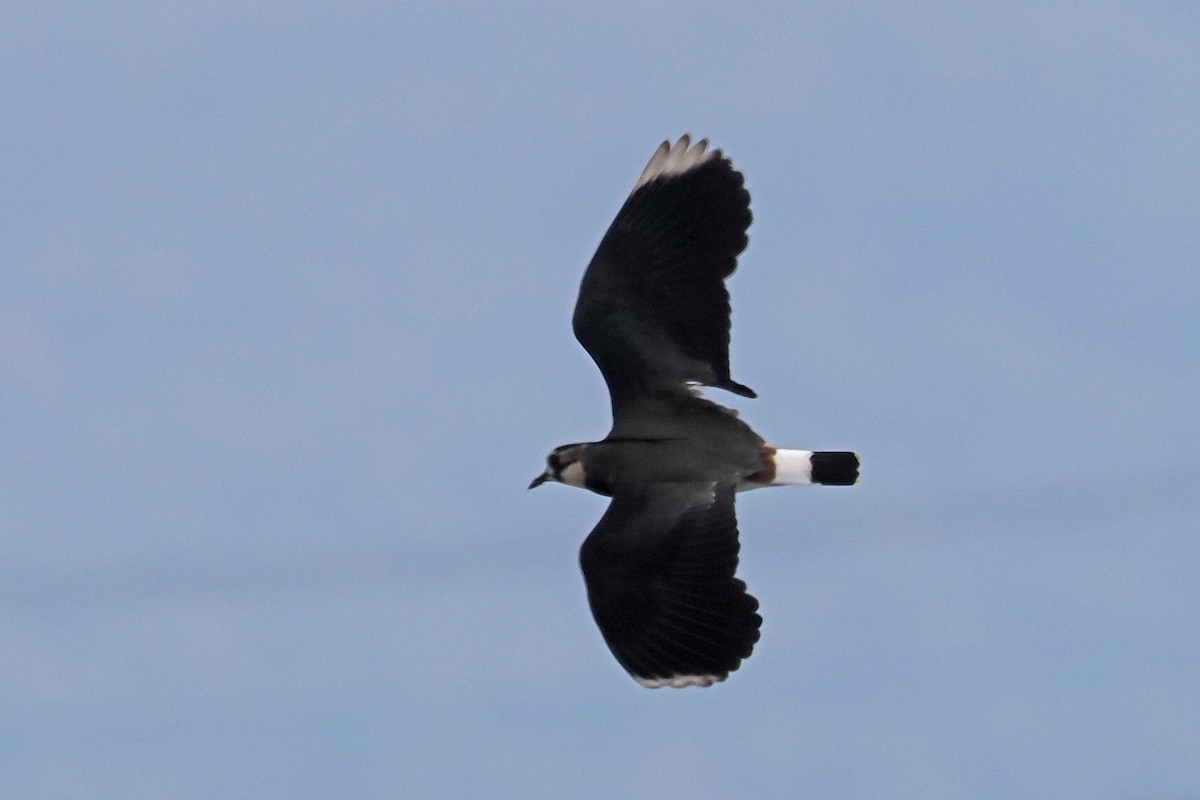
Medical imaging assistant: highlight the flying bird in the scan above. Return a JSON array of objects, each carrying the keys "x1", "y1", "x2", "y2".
[{"x1": 530, "y1": 135, "x2": 859, "y2": 688}]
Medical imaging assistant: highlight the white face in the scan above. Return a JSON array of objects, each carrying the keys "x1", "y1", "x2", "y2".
[
  {"x1": 542, "y1": 445, "x2": 587, "y2": 489},
  {"x1": 557, "y1": 458, "x2": 586, "y2": 488}
]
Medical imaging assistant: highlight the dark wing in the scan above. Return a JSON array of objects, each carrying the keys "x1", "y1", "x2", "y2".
[
  {"x1": 578, "y1": 482, "x2": 761, "y2": 688},
  {"x1": 573, "y1": 136, "x2": 755, "y2": 419}
]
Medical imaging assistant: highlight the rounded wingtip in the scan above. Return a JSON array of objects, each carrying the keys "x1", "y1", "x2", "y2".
[
  {"x1": 634, "y1": 672, "x2": 724, "y2": 689},
  {"x1": 631, "y1": 134, "x2": 720, "y2": 193}
]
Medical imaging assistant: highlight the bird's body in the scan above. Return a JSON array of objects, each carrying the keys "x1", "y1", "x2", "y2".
[
  {"x1": 531, "y1": 136, "x2": 858, "y2": 688},
  {"x1": 583, "y1": 398, "x2": 762, "y2": 492}
]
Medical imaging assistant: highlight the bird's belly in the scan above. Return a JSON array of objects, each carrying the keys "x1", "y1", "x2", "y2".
[{"x1": 593, "y1": 438, "x2": 761, "y2": 487}]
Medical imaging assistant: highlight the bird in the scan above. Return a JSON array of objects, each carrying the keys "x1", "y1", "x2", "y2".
[{"x1": 530, "y1": 135, "x2": 859, "y2": 689}]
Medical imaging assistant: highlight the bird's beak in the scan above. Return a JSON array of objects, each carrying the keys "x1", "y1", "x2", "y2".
[{"x1": 528, "y1": 472, "x2": 550, "y2": 490}]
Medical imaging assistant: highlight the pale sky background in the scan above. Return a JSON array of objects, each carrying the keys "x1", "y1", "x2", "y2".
[{"x1": 3, "y1": 2, "x2": 1199, "y2": 798}]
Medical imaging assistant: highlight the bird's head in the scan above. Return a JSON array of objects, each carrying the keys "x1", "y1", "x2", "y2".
[{"x1": 529, "y1": 443, "x2": 590, "y2": 489}]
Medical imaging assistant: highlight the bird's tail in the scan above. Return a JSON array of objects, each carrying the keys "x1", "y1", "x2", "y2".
[{"x1": 767, "y1": 449, "x2": 860, "y2": 487}]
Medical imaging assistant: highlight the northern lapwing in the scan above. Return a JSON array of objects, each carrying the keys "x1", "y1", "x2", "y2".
[{"x1": 530, "y1": 135, "x2": 859, "y2": 688}]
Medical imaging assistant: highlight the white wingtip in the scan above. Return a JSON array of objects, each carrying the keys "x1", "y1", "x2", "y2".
[
  {"x1": 631, "y1": 134, "x2": 718, "y2": 193},
  {"x1": 635, "y1": 673, "x2": 721, "y2": 689}
]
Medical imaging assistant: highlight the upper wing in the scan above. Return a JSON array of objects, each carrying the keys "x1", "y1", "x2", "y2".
[
  {"x1": 578, "y1": 481, "x2": 761, "y2": 688},
  {"x1": 572, "y1": 136, "x2": 755, "y2": 419}
]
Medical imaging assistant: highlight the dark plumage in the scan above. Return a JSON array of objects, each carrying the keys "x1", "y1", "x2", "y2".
[{"x1": 531, "y1": 136, "x2": 858, "y2": 688}]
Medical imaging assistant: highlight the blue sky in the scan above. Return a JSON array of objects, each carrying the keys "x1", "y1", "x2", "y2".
[{"x1": 3, "y1": 2, "x2": 1199, "y2": 797}]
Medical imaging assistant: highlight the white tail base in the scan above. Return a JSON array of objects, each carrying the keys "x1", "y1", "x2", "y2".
[
  {"x1": 769, "y1": 449, "x2": 815, "y2": 486},
  {"x1": 738, "y1": 448, "x2": 814, "y2": 492}
]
